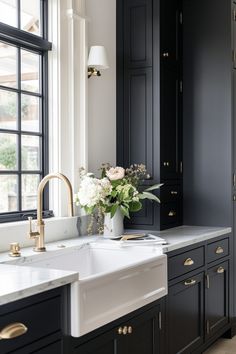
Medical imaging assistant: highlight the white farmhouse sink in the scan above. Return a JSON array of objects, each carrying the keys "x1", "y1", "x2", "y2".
[{"x1": 13, "y1": 242, "x2": 167, "y2": 337}]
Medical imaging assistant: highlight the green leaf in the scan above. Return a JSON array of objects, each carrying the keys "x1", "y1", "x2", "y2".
[
  {"x1": 110, "y1": 204, "x2": 118, "y2": 218},
  {"x1": 139, "y1": 192, "x2": 161, "y2": 203},
  {"x1": 111, "y1": 190, "x2": 117, "y2": 198},
  {"x1": 129, "y1": 201, "x2": 142, "y2": 212},
  {"x1": 120, "y1": 205, "x2": 130, "y2": 219},
  {"x1": 144, "y1": 183, "x2": 164, "y2": 192}
]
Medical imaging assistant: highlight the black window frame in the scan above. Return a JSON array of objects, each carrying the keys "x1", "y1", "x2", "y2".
[{"x1": 0, "y1": 0, "x2": 53, "y2": 223}]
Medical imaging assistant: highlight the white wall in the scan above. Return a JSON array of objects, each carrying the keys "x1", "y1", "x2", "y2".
[{"x1": 86, "y1": 0, "x2": 116, "y2": 174}]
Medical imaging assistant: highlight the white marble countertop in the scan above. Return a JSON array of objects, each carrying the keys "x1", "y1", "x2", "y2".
[
  {"x1": 0, "y1": 264, "x2": 78, "y2": 305},
  {"x1": 156, "y1": 225, "x2": 232, "y2": 253},
  {"x1": 0, "y1": 225, "x2": 231, "y2": 306}
]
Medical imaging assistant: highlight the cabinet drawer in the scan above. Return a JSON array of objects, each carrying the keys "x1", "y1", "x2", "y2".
[
  {"x1": 168, "y1": 247, "x2": 204, "y2": 280},
  {"x1": 0, "y1": 295, "x2": 61, "y2": 354},
  {"x1": 161, "y1": 202, "x2": 181, "y2": 227},
  {"x1": 160, "y1": 184, "x2": 181, "y2": 203},
  {"x1": 207, "y1": 238, "x2": 229, "y2": 263}
]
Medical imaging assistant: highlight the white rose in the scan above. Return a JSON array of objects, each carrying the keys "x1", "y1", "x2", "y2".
[{"x1": 106, "y1": 167, "x2": 125, "y2": 181}]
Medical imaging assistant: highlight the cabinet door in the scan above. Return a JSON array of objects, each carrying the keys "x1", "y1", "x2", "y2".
[
  {"x1": 117, "y1": 305, "x2": 161, "y2": 354},
  {"x1": 233, "y1": 4, "x2": 236, "y2": 69},
  {"x1": 205, "y1": 261, "x2": 229, "y2": 339},
  {"x1": 160, "y1": 0, "x2": 181, "y2": 67},
  {"x1": 160, "y1": 66, "x2": 182, "y2": 180},
  {"x1": 167, "y1": 273, "x2": 204, "y2": 354},
  {"x1": 124, "y1": 0, "x2": 153, "y2": 69},
  {"x1": 74, "y1": 305, "x2": 162, "y2": 354}
]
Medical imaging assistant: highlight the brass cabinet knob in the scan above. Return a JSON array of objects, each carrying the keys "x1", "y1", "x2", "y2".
[
  {"x1": 118, "y1": 327, "x2": 123, "y2": 335},
  {"x1": 215, "y1": 246, "x2": 224, "y2": 254},
  {"x1": 0, "y1": 323, "x2": 27, "y2": 340},
  {"x1": 9, "y1": 243, "x2": 21, "y2": 258},
  {"x1": 217, "y1": 266, "x2": 224, "y2": 274},
  {"x1": 168, "y1": 210, "x2": 176, "y2": 217},
  {"x1": 184, "y1": 279, "x2": 196, "y2": 286},
  {"x1": 128, "y1": 326, "x2": 133, "y2": 334},
  {"x1": 184, "y1": 258, "x2": 194, "y2": 266}
]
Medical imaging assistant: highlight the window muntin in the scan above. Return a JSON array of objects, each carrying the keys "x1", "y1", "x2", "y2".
[{"x1": 0, "y1": 0, "x2": 51, "y2": 221}]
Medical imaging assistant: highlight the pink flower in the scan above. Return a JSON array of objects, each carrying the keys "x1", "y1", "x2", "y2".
[{"x1": 106, "y1": 167, "x2": 125, "y2": 181}]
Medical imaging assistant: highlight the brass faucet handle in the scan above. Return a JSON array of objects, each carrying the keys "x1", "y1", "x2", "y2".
[
  {"x1": 9, "y1": 243, "x2": 21, "y2": 257},
  {"x1": 28, "y1": 217, "x2": 40, "y2": 239}
]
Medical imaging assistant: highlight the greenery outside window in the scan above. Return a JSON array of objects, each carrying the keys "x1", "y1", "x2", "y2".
[{"x1": 0, "y1": 0, "x2": 52, "y2": 222}]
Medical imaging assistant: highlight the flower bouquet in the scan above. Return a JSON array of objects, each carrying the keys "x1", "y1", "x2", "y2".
[{"x1": 75, "y1": 164, "x2": 162, "y2": 237}]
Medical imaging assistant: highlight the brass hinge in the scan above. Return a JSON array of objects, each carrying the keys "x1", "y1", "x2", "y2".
[
  {"x1": 179, "y1": 12, "x2": 183, "y2": 24},
  {"x1": 206, "y1": 320, "x2": 210, "y2": 334},
  {"x1": 233, "y1": 173, "x2": 236, "y2": 187},
  {"x1": 206, "y1": 274, "x2": 210, "y2": 289},
  {"x1": 179, "y1": 80, "x2": 183, "y2": 93},
  {"x1": 180, "y1": 161, "x2": 183, "y2": 174},
  {"x1": 158, "y1": 311, "x2": 162, "y2": 330},
  {"x1": 233, "y1": 195, "x2": 236, "y2": 202}
]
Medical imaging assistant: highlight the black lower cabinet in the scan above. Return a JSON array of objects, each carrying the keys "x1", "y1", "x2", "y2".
[
  {"x1": 167, "y1": 273, "x2": 204, "y2": 354},
  {"x1": 205, "y1": 261, "x2": 229, "y2": 339},
  {"x1": 0, "y1": 288, "x2": 65, "y2": 354},
  {"x1": 73, "y1": 304, "x2": 162, "y2": 354},
  {"x1": 166, "y1": 236, "x2": 231, "y2": 354}
]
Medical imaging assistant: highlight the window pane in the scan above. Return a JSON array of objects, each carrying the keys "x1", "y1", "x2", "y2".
[
  {"x1": 0, "y1": 43, "x2": 17, "y2": 88},
  {"x1": 21, "y1": 94, "x2": 40, "y2": 132},
  {"x1": 0, "y1": 0, "x2": 17, "y2": 28},
  {"x1": 0, "y1": 90, "x2": 17, "y2": 130},
  {"x1": 0, "y1": 175, "x2": 18, "y2": 212},
  {"x1": 22, "y1": 174, "x2": 39, "y2": 210},
  {"x1": 21, "y1": 50, "x2": 40, "y2": 93},
  {"x1": 21, "y1": 135, "x2": 40, "y2": 170},
  {"x1": 0, "y1": 133, "x2": 17, "y2": 170},
  {"x1": 21, "y1": 0, "x2": 41, "y2": 36}
]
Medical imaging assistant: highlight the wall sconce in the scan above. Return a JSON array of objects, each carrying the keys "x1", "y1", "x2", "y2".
[{"x1": 88, "y1": 46, "x2": 109, "y2": 78}]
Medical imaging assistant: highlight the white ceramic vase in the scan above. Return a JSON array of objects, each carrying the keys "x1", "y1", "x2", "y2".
[{"x1": 103, "y1": 207, "x2": 124, "y2": 238}]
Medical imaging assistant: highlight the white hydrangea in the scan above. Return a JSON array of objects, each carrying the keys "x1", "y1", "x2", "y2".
[{"x1": 76, "y1": 176, "x2": 112, "y2": 208}]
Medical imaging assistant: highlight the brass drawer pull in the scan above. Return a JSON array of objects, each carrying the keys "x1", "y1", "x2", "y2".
[
  {"x1": 171, "y1": 191, "x2": 178, "y2": 195},
  {"x1": 168, "y1": 210, "x2": 176, "y2": 217},
  {"x1": 217, "y1": 266, "x2": 224, "y2": 274},
  {"x1": 184, "y1": 279, "x2": 196, "y2": 286},
  {"x1": 215, "y1": 246, "x2": 224, "y2": 254},
  {"x1": 184, "y1": 258, "x2": 194, "y2": 266},
  {"x1": 163, "y1": 52, "x2": 169, "y2": 57},
  {"x1": 0, "y1": 323, "x2": 28, "y2": 340},
  {"x1": 163, "y1": 161, "x2": 170, "y2": 167}
]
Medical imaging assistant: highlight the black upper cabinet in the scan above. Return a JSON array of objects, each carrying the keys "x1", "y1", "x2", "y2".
[
  {"x1": 117, "y1": 0, "x2": 183, "y2": 230},
  {"x1": 124, "y1": 0, "x2": 153, "y2": 68},
  {"x1": 123, "y1": 67, "x2": 153, "y2": 171}
]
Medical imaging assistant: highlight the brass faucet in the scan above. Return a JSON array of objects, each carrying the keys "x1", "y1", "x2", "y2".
[{"x1": 28, "y1": 173, "x2": 74, "y2": 252}]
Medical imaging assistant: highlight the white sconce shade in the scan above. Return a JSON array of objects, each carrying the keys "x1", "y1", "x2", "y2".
[{"x1": 88, "y1": 46, "x2": 109, "y2": 70}]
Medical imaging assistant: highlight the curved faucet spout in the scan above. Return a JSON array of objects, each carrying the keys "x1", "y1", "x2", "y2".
[{"x1": 28, "y1": 173, "x2": 74, "y2": 252}]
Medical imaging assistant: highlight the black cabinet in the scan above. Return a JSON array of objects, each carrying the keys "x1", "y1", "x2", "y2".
[
  {"x1": 0, "y1": 288, "x2": 65, "y2": 354},
  {"x1": 167, "y1": 273, "x2": 204, "y2": 354},
  {"x1": 117, "y1": 0, "x2": 183, "y2": 230},
  {"x1": 166, "y1": 236, "x2": 231, "y2": 354},
  {"x1": 73, "y1": 303, "x2": 163, "y2": 354},
  {"x1": 205, "y1": 261, "x2": 229, "y2": 339}
]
